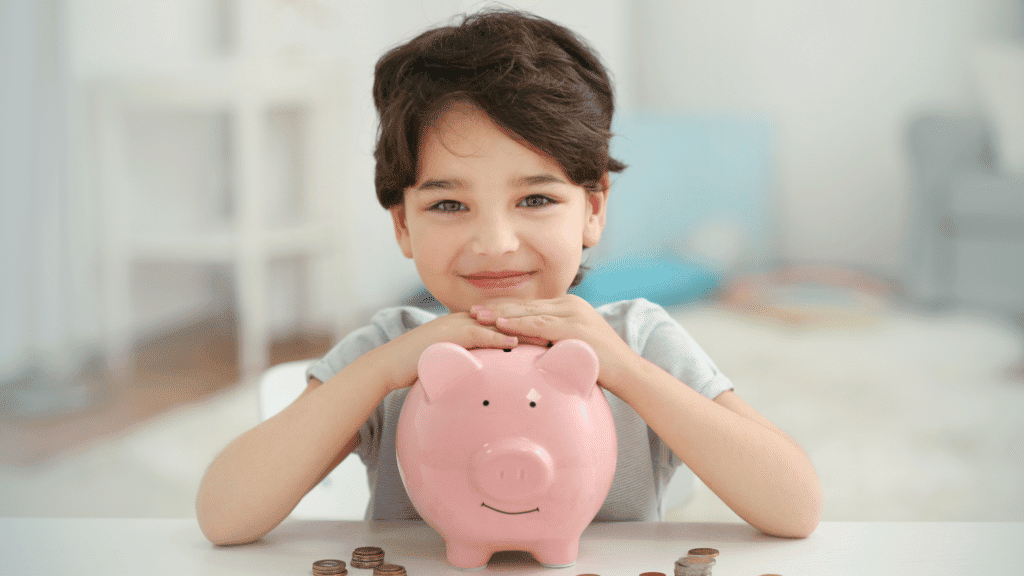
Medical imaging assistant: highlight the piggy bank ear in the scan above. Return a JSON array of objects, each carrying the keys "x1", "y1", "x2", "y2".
[
  {"x1": 417, "y1": 342, "x2": 482, "y2": 403},
  {"x1": 535, "y1": 339, "x2": 600, "y2": 398}
]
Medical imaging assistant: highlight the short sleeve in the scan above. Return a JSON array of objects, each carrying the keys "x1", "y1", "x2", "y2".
[
  {"x1": 642, "y1": 318, "x2": 733, "y2": 400},
  {"x1": 305, "y1": 306, "x2": 439, "y2": 385},
  {"x1": 305, "y1": 324, "x2": 388, "y2": 385},
  {"x1": 604, "y1": 298, "x2": 733, "y2": 400}
]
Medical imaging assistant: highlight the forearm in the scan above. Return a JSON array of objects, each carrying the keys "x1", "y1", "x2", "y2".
[
  {"x1": 195, "y1": 349, "x2": 393, "y2": 545},
  {"x1": 605, "y1": 356, "x2": 822, "y2": 538}
]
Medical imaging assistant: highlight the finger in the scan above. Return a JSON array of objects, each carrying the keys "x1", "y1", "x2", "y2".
[
  {"x1": 469, "y1": 303, "x2": 519, "y2": 324},
  {"x1": 516, "y1": 335, "x2": 553, "y2": 347},
  {"x1": 494, "y1": 315, "x2": 563, "y2": 342},
  {"x1": 481, "y1": 298, "x2": 566, "y2": 320},
  {"x1": 494, "y1": 319, "x2": 557, "y2": 347},
  {"x1": 461, "y1": 325, "x2": 519, "y2": 350},
  {"x1": 469, "y1": 306, "x2": 498, "y2": 326}
]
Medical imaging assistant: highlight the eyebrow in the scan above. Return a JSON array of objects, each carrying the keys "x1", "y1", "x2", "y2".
[
  {"x1": 413, "y1": 173, "x2": 568, "y2": 191},
  {"x1": 515, "y1": 173, "x2": 567, "y2": 187},
  {"x1": 414, "y1": 178, "x2": 466, "y2": 191}
]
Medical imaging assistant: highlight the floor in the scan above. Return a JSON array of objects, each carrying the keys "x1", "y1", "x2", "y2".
[
  {"x1": 1, "y1": 289, "x2": 1023, "y2": 523},
  {"x1": 0, "y1": 313, "x2": 331, "y2": 466}
]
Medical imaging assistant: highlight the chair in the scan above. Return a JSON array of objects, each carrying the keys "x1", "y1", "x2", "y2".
[
  {"x1": 257, "y1": 360, "x2": 370, "y2": 520},
  {"x1": 904, "y1": 112, "x2": 1024, "y2": 313}
]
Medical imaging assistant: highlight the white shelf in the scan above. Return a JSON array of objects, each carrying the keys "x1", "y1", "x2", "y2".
[
  {"x1": 129, "y1": 222, "x2": 334, "y2": 261},
  {"x1": 92, "y1": 58, "x2": 349, "y2": 381},
  {"x1": 92, "y1": 59, "x2": 346, "y2": 109}
]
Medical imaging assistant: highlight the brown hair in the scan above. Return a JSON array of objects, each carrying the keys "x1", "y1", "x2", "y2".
[{"x1": 372, "y1": 8, "x2": 626, "y2": 210}]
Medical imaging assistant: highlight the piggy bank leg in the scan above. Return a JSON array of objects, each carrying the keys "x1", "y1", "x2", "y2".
[
  {"x1": 532, "y1": 538, "x2": 579, "y2": 568},
  {"x1": 445, "y1": 541, "x2": 492, "y2": 570}
]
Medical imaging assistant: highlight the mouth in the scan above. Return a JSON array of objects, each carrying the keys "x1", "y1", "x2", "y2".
[
  {"x1": 481, "y1": 503, "x2": 540, "y2": 515},
  {"x1": 461, "y1": 271, "x2": 534, "y2": 290}
]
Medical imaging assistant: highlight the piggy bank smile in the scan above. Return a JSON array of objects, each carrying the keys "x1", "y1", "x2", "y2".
[
  {"x1": 396, "y1": 340, "x2": 617, "y2": 569},
  {"x1": 481, "y1": 503, "x2": 540, "y2": 515}
]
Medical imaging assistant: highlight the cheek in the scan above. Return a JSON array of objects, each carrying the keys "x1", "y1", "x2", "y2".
[
  {"x1": 409, "y1": 225, "x2": 460, "y2": 269},
  {"x1": 538, "y1": 227, "x2": 584, "y2": 271}
]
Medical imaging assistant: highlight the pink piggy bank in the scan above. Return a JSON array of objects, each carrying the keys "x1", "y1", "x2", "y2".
[{"x1": 396, "y1": 340, "x2": 617, "y2": 569}]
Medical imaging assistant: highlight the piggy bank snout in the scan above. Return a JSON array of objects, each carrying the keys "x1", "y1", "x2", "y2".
[{"x1": 470, "y1": 438, "x2": 555, "y2": 503}]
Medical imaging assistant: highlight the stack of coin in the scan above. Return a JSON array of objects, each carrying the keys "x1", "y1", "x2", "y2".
[
  {"x1": 312, "y1": 559, "x2": 348, "y2": 576},
  {"x1": 675, "y1": 555, "x2": 715, "y2": 576},
  {"x1": 372, "y1": 563, "x2": 407, "y2": 576},
  {"x1": 351, "y1": 546, "x2": 386, "y2": 569}
]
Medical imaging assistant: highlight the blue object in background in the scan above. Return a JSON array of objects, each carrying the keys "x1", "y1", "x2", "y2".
[
  {"x1": 570, "y1": 252, "x2": 721, "y2": 307},
  {"x1": 575, "y1": 113, "x2": 775, "y2": 308}
]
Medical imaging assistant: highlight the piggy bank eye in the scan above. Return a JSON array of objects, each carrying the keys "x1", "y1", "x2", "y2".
[
  {"x1": 483, "y1": 400, "x2": 490, "y2": 407},
  {"x1": 526, "y1": 388, "x2": 541, "y2": 408}
]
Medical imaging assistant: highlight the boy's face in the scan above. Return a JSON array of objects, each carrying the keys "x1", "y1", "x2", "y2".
[{"x1": 391, "y1": 101, "x2": 608, "y2": 313}]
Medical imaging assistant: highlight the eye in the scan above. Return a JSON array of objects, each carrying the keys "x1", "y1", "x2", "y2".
[
  {"x1": 483, "y1": 400, "x2": 490, "y2": 406},
  {"x1": 529, "y1": 401, "x2": 537, "y2": 408},
  {"x1": 429, "y1": 199, "x2": 466, "y2": 213},
  {"x1": 518, "y1": 195, "x2": 552, "y2": 208}
]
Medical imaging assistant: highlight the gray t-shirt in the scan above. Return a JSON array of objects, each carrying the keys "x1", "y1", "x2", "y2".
[{"x1": 306, "y1": 297, "x2": 733, "y2": 521}]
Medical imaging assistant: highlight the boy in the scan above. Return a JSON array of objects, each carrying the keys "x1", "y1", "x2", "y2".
[{"x1": 196, "y1": 8, "x2": 822, "y2": 546}]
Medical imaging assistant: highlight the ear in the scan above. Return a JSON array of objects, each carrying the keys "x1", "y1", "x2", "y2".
[
  {"x1": 583, "y1": 174, "x2": 610, "y2": 248},
  {"x1": 390, "y1": 204, "x2": 414, "y2": 259},
  {"x1": 535, "y1": 339, "x2": 600, "y2": 398},
  {"x1": 417, "y1": 342, "x2": 482, "y2": 403}
]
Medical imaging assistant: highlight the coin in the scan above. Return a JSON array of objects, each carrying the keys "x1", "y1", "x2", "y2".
[
  {"x1": 675, "y1": 554, "x2": 716, "y2": 576},
  {"x1": 687, "y1": 548, "x2": 719, "y2": 558},
  {"x1": 312, "y1": 558, "x2": 348, "y2": 575},
  {"x1": 351, "y1": 546, "x2": 385, "y2": 568},
  {"x1": 675, "y1": 554, "x2": 717, "y2": 576},
  {"x1": 372, "y1": 563, "x2": 406, "y2": 576},
  {"x1": 640, "y1": 572, "x2": 667, "y2": 576},
  {"x1": 676, "y1": 556, "x2": 715, "y2": 566}
]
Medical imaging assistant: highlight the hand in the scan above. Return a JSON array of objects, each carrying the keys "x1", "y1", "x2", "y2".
[
  {"x1": 469, "y1": 295, "x2": 636, "y2": 388},
  {"x1": 379, "y1": 312, "x2": 520, "y2": 392}
]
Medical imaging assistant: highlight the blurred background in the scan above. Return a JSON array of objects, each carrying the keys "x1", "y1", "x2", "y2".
[{"x1": 2, "y1": 0, "x2": 1023, "y2": 523}]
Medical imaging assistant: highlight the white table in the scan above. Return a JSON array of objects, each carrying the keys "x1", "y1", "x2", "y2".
[{"x1": 2, "y1": 518, "x2": 1022, "y2": 575}]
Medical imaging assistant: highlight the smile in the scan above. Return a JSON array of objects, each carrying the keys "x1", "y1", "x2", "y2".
[
  {"x1": 481, "y1": 503, "x2": 540, "y2": 515},
  {"x1": 462, "y1": 272, "x2": 534, "y2": 290}
]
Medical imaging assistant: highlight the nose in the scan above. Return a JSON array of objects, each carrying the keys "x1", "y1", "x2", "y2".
[
  {"x1": 470, "y1": 438, "x2": 555, "y2": 503},
  {"x1": 470, "y1": 213, "x2": 519, "y2": 256}
]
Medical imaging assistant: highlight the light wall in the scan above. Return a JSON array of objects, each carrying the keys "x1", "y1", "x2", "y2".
[{"x1": 632, "y1": 0, "x2": 1019, "y2": 273}]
